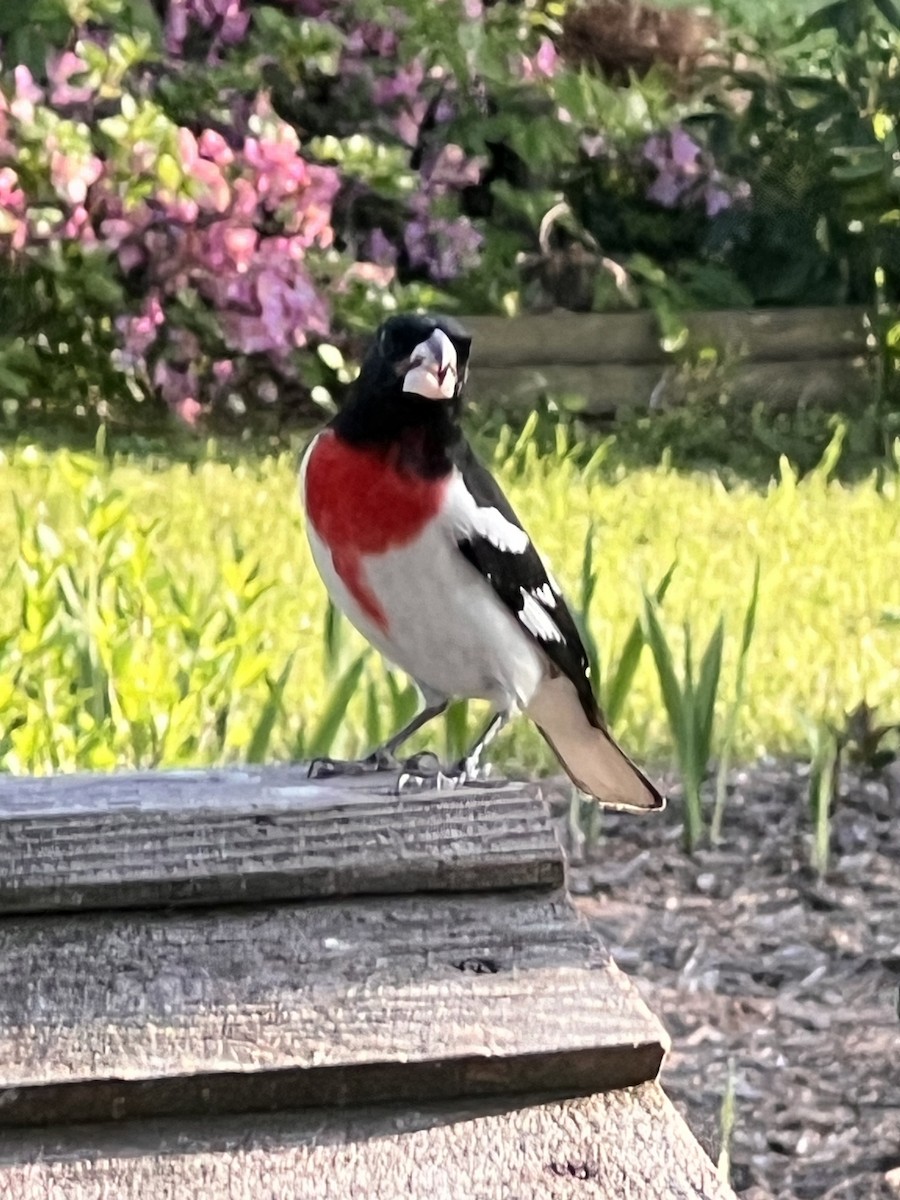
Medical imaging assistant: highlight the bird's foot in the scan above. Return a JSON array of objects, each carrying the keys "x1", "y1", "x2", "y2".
[
  {"x1": 394, "y1": 752, "x2": 501, "y2": 795},
  {"x1": 307, "y1": 749, "x2": 399, "y2": 780}
]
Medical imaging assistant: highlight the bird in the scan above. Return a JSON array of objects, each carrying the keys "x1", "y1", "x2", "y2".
[{"x1": 299, "y1": 312, "x2": 664, "y2": 811}]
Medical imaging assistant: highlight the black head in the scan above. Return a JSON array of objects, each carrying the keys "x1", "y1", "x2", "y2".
[{"x1": 334, "y1": 313, "x2": 473, "y2": 447}]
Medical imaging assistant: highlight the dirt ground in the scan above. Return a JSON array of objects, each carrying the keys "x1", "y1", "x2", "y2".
[{"x1": 544, "y1": 760, "x2": 900, "y2": 1200}]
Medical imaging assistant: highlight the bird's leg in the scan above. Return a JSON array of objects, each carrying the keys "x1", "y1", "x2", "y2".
[
  {"x1": 307, "y1": 701, "x2": 448, "y2": 780},
  {"x1": 376, "y1": 700, "x2": 449, "y2": 762},
  {"x1": 396, "y1": 710, "x2": 510, "y2": 793},
  {"x1": 455, "y1": 710, "x2": 510, "y2": 782}
]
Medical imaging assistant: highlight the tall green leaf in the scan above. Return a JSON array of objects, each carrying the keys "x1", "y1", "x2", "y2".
[
  {"x1": 712, "y1": 560, "x2": 761, "y2": 843},
  {"x1": 306, "y1": 651, "x2": 368, "y2": 758},
  {"x1": 605, "y1": 561, "x2": 677, "y2": 725},
  {"x1": 246, "y1": 653, "x2": 296, "y2": 764},
  {"x1": 641, "y1": 594, "x2": 686, "y2": 753},
  {"x1": 695, "y1": 616, "x2": 725, "y2": 773}
]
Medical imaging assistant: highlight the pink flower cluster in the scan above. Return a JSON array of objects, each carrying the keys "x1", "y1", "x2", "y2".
[
  {"x1": 108, "y1": 109, "x2": 340, "y2": 420},
  {"x1": 0, "y1": 166, "x2": 26, "y2": 251},
  {"x1": 0, "y1": 64, "x2": 103, "y2": 244},
  {"x1": 520, "y1": 37, "x2": 559, "y2": 83}
]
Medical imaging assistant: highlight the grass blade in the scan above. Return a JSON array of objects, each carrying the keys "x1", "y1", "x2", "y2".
[
  {"x1": 695, "y1": 616, "x2": 724, "y2": 772},
  {"x1": 443, "y1": 699, "x2": 471, "y2": 762},
  {"x1": 712, "y1": 560, "x2": 761, "y2": 842},
  {"x1": 363, "y1": 672, "x2": 382, "y2": 750},
  {"x1": 246, "y1": 652, "x2": 296, "y2": 764},
  {"x1": 606, "y1": 560, "x2": 677, "y2": 725},
  {"x1": 641, "y1": 592, "x2": 686, "y2": 754},
  {"x1": 306, "y1": 651, "x2": 368, "y2": 759},
  {"x1": 576, "y1": 523, "x2": 603, "y2": 698},
  {"x1": 322, "y1": 600, "x2": 344, "y2": 674}
]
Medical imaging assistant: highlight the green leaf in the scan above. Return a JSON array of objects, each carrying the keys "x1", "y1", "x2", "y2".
[
  {"x1": 306, "y1": 651, "x2": 368, "y2": 758},
  {"x1": 794, "y1": 0, "x2": 862, "y2": 42},
  {"x1": 443, "y1": 699, "x2": 470, "y2": 762},
  {"x1": 737, "y1": 561, "x2": 761, "y2": 671},
  {"x1": 246, "y1": 653, "x2": 295, "y2": 764},
  {"x1": 323, "y1": 600, "x2": 343, "y2": 672},
  {"x1": 873, "y1": 0, "x2": 900, "y2": 30},
  {"x1": 605, "y1": 560, "x2": 677, "y2": 726},
  {"x1": 641, "y1": 593, "x2": 686, "y2": 756},
  {"x1": 694, "y1": 617, "x2": 725, "y2": 772}
]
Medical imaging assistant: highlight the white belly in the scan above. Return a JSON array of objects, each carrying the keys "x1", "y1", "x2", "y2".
[{"x1": 306, "y1": 522, "x2": 546, "y2": 711}]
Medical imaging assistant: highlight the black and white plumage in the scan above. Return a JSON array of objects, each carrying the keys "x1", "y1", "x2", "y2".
[{"x1": 300, "y1": 312, "x2": 664, "y2": 811}]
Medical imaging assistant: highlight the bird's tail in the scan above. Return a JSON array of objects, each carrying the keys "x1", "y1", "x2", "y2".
[{"x1": 527, "y1": 675, "x2": 665, "y2": 811}]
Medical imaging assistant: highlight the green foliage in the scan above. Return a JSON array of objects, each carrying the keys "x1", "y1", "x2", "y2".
[
  {"x1": 716, "y1": 1058, "x2": 738, "y2": 1187},
  {"x1": 841, "y1": 699, "x2": 900, "y2": 770},
  {"x1": 711, "y1": 560, "x2": 761, "y2": 843},
  {"x1": 641, "y1": 592, "x2": 726, "y2": 851},
  {"x1": 802, "y1": 717, "x2": 841, "y2": 878},
  {"x1": 1, "y1": 424, "x2": 898, "y2": 781}
]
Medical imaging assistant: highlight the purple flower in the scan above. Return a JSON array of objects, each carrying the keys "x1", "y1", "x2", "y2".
[
  {"x1": 404, "y1": 195, "x2": 482, "y2": 282},
  {"x1": 362, "y1": 228, "x2": 398, "y2": 266},
  {"x1": 165, "y1": 0, "x2": 250, "y2": 58},
  {"x1": 641, "y1": 127, "x2": 746, "y2": 216},
  {"x1": 423, "y1": 143, "x2": 484, "y2": 190},
  {"x1": 345, "y1": 20, "x2": 399, "y2": 58},
  {"x1": 669, "y1": 127, "x2": 702, "y2": 170}
]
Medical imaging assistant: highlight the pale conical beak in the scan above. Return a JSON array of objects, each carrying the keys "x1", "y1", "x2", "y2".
[{"x1": 402, "y1": 328, "x2": 459, "y2": 401}]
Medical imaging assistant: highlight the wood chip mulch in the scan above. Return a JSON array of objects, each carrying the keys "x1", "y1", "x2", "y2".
[{"x1": 544, "y1": 761, "x2": 900, "y2": 1200}]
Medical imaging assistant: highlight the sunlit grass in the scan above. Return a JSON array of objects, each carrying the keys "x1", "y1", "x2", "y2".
[{"x1": 1, "y1": 427, "x2": 898, "y2": 776}]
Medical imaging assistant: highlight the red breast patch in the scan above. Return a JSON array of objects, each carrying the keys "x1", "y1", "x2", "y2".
[{"x1": 304, "y1": 430, "x2": 448, "y2": 630}]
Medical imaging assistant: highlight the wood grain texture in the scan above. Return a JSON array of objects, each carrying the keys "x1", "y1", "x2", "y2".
[
  {"x1": 0, "y1": 1084, "x2": 735, "y2": 1199},
  {"x1": 465, "y1": 307, "x2": 867, "y2": 367},
  {"x1": 0, "y1": 891, "x2": 668, "y2": 1126},
  {"x1": 0, "y1": 768, "x2": 562, "y2": 913},
  {"x1": 469, "y1": 357, "x2": 868, "y2": 415}
]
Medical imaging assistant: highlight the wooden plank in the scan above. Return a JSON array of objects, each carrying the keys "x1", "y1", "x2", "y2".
[
  {"x1": 0, "y1": 1083, "x2": 735, "y2": 1199},
  {"x1": 0, "y1": 891, "x2": 668, "y2": 1126},
  {"x1": 465, "y1": 306, "x2": 867, "y2": 367},
  {"x1": 0, "y1": 768, "x2": 563, "y2": 913},
  {"x1": 469, "y1": 362, "x2": 661, "y2": 414},
  {"x1": 469, "y1": 356, "x2": 869, "y2": 415}
]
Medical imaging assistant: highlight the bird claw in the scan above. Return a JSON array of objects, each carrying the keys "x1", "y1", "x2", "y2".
[
  {"x1": 394, "y1": 754, "x2": 497, "y2": 795},
  {"x1": 307, "y1": 751, "x2": 399, "y2": 780}
]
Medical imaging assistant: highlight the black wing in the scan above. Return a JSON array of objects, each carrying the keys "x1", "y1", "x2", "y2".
[{"x1": 451, "y1": 440, "x2": 604, "y2": 728}]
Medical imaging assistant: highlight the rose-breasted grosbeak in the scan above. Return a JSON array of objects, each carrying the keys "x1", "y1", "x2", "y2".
[{"x1": 300, "y1": 313, "x2": 663, "y2": 810}]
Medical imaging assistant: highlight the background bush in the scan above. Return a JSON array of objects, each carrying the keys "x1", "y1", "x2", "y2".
[{"x1": 0, "y1": 0, "x2": 898, "y2": 432}]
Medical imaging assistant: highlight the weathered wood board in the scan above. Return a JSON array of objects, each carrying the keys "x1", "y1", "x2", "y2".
[
  {"x1": 0, "y1": 889, "x2": 668, "y2": 1127},
  {"x1": 465, "y1": 306, "x2": 867, "y2": 367},
  {"x1": 0, "y1": 1084, "x2": 735, "y2": 1200},
  {"x1": 464, "y1": 306, "x2": 870, "y2": 414},
  {"x1": 469, "y1": 358, "x2": 868, "y2": 415},
  {"x1": 0, "y1": 768, "x2": 562, "y2": 913}
]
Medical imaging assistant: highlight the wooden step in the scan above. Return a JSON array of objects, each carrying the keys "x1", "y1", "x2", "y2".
[
  {"x1": 0, "y1": 767, "x2": 667, "y2": 1129},
  {"x1": 0, "y1": 1083, "x2": 735, "y2": 1199},
  {"x1": 0, "y1": 887, "x2": 667, "y2": 1127},
  {"x1": 0, "y1": 767, "x2": 563, "y2": 913}
]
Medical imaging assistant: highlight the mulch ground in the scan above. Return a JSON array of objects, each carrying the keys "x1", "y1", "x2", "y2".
[{"x1": 544, "y1": 760, "x2": 900, "y2": 1200}]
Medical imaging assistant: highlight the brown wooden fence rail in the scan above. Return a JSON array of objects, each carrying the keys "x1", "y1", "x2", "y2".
[
  {"x1": 0, "y1": 766, "x2": 735, "y2": 1199},
  {"x1": 465, "y1": 306, "x2": 870, "y2": 416}
]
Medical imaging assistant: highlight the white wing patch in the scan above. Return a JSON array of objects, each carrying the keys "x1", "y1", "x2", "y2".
[
  {"x1": 532, "y1": 582, "x2": 556, "y2": 607},
  {"x1": 519, "y1": 588, "x2": 564, "y2": 643},
  {"x1": 445, "y1": 474, "x2": 529, "y2": 553},
  {"x1": 473, "y1": 505, "x2": 529, "y2": 553}
]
